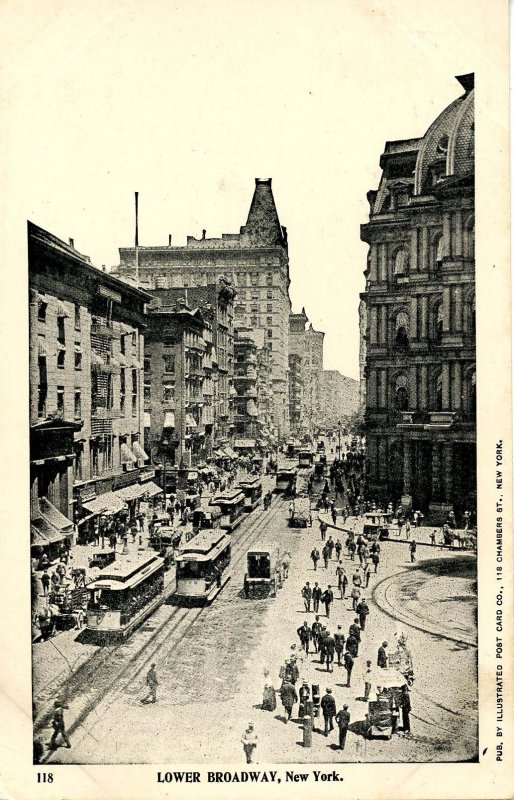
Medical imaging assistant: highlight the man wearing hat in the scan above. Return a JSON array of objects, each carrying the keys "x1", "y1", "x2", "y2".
[
  {"x1": 49, "y1": 700, "x2": 71, "y2": 750},
  {"x1": 241, "y1": 722, "x2": 258, "y2": 763},
  {"x1": 356, "y1": 597, "x2": 370, "y2": 631},
  {"x1": 143, "y1": 663, "x2": 159, "y2": 703},
  {"x1": 320, "y1": 687, "x2": 337, "y2": 736},
  {"x1": 325, "y1": 630, "x2": 336, "y2": 672},
  {"x1": 297, "y1": 620, "x2": 311, "y2": 654},
  {"x1": 298, "y1": 681, "x2": 310, "y2": 717},
  {"x1": 279, "y1": 679, "x2": 298, "y2": 723},
  {"x1": 311, "y1": 615, "x2": 322, "y2": 652},
  {"x1": 349, "y1": 618, "x2": 361, "y2": 655},
  {"x1": 377, "y1": 641, "x2": 388, "y2": 668},
  {"x1": 334, "y1": 625, "x2": 345, "y2": 666},
  {"x1": 335, "y1": 704, "x2": 351, "y2": 751}
]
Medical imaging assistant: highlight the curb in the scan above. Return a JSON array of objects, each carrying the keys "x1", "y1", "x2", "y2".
[{"x1": 372, "y1": 570, "x2": 477, "y2": 648}]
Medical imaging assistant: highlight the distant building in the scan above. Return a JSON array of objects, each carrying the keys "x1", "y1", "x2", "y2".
[
  {"x1": 115, "y1": 178, "x2": 291, "y2": 438},
  {"x1": 144, "y1": 299, "x2": 213, "y2": 468},
  {"x1": 288, "y1": 353, "x2": 304, "y2": 436},
  {"x1": 29, "y1": 222, "x2": 152, "y2": 551},
  {"x1": 318, "y1": 370, "x2": 360, "y2": 429},
  {"x1": 143, "y1": 280, "x2": 236, "y2": 450},
  {"x1": 289, "y1": 308, "x2": 325, "y2": 434},
  {"x1": 360, "y1": 74, "x2": 475, "y2": 520}
]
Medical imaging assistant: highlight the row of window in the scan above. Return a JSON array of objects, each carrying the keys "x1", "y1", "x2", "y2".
[{"x1": 38, "y1": 299, "x2": 138, "y2": 349}]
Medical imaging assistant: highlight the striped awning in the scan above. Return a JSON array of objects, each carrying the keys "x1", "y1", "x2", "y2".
[
  {"x1": 120, "y1": 443, "x2": 137, "y2": 464},
  {"x1": 132, "y1": 441, "x2": 148, "y2": 461},
  {"x1": 163, "y1": 411, "x2": 175, "y2": 428}
]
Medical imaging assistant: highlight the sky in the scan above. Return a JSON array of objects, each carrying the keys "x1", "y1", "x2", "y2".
[{"x1": 2, "y1": 0, "x2": 492, "y2": 379}]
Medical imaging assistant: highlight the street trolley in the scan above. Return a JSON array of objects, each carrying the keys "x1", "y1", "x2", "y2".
[
  {"x1": 363, "y1": 511, "x2": 394, "y2": 541},
  {"x1": 244, "y1": 541, "x2": 281, "y2": 597},
  {"x1": 149, "y1": 525, "x2": 182, "y2": 570},
  {"x1": 175, "y1": 529, "x2": 231, "y2": 604},
  {"x1": 298, "y1": 449, "x2": 314, "y2": 468},
  {"x1": 275, "y1": 467, "x2": 297, "y2": 496},
  {"x1": 210, "y1": 489, "x2": 246, "y2": 531},
  {"x1": 237, "y1": 476, "x2": 263, "y2": 511},
  {"x1": 85, "y1": 552, "x2": 165, "y2": 642},
  {"x1": 288, "y1": 496, "x2": 313, "y2": 528},
  {"x1": 192, "y1": 502, "x2": 222, "y2": 534},
  {"x1": 365, "y1": 668, "x2": 406, "y2": 739}
]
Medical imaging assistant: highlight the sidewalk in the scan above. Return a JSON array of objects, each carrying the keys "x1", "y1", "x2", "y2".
[{"x1": 317, "y1": 511, "x2": 468, "y2": 549}]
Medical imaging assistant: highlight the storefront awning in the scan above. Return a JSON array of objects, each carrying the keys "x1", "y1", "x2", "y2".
[
  {"x1": 116, "y1": 483, "x2": 147, "y2": 502},
  {"x1": 234, "y1": 438, "x2": 256, "y2": 449},
  {"x1": 83, "y1": 491, "x2": 126, "y2": 516},
  {"x1": 121, "y1": 443, "x2": 137, "y2": 464},
  {"x1": 132, "y1": 441, "x2": 149, "y2": 461},
  {"x1": 140, "y1": 481, "x2": 162, "y2": 498},
  {"x1": 31, "y1": 497, "x2": 74, "y2": 546},
  {"x1": 163, "y1": 411, "x2": 175, "y2": 428}
]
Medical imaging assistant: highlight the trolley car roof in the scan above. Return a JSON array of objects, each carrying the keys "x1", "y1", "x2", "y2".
[
  {"x1": 210, "y1": 490, "x2": 245, "y2": 505},
  {"x1": 87, "y1": 553, "x2": 164, "y2": 591},
  {"x1": 176, "y1": 529, "x2": 230, "y2": 562}
]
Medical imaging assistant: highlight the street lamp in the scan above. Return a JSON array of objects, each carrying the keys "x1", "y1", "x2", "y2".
[{"x1": 161, "y1": 436, "x2": 169, "y2": 517}]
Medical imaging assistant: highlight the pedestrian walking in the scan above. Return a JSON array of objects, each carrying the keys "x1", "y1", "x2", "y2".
[
  {"x1": 430, "y1": 530, "x2": 436, "y2": 547},
  {"x1": 372, "y1": 551, "x2": 380, "y2": 573},
  {"x1": 143, "y1": 663, "x2": 159, "y2": 703},
  {"x1": 335, "y1": 705, "x2": 350, "y2": 751},
  {"x1": 282, "y1": 551, "x2": 290, "y2": 579},
  {"x1": 311, "y1": 615, "x2": 322, "y2": 652},
  {"x1": 322, "y1": 544, "x2": 330, "y2": 569},
  {"x1": 279, "y1": 680, "x2": 298, "y2": 723},
  {"x1": 363, "y1": 562, "x2": 371, "y2": 588},
  {"x1": 311, "y1": 547, "x2": 320, "y2": 571},
  {"x1": 312, "y1": 582, "x2": 322, "y2": 613},
  {"x1": 348, "y1": 539, "x2": 356, "y2": 561},
  {"x1": 331, "y1": 508, "x2": 337, "y2": 526},
  {"x1": 297, "y1": 621, "x2": 311, "y2": 654},
  {"x1": 362, "y1": 659, "x2": 373, "y2": 699},
  {"x1": 405, "y1": 519, "x2": 411, "y2": 540},
  {"x1": 321, "y1": 586, "x2": 334, "y2": 617},
  {"x1": 327, "y1": 536, "x2": 334, "y2": 559},
  {"x1": 319, "y1": 519, "x2": 328, "y2": 542},
  {"x1": 320, "y1": 688, "x2": 337, "y2": 736},
  {"x1": 377, "y1": 641, "x2": 388, "y2": 669},
  {"x1": 356, "y1": 598, "x2": 370, "y2": 630},
  {"x1": 334, "y1": 626, "x2": 345, "y2": 666},
  {"x1": 343, "y1": 651, "x2": 354, "y2": 687},
  {"x1": 401, "y1": 685, "x2": 411, "y2": 734},
  {"x1": 349, "y1": 618, "x2": 361, "y2": 653},
  {"x1": 298, "y1": 681, "x2": 310, "y2": 718},
  {"x1": 335, "y1": 539, "x2": 342, "y2": 560},
  {"x1": 325, "y1": 631, "x2": 335, "y2": 672},
  {"x1": 336, "y1": 561, "x2": 347, "y2": 599},
  {"x1": 241, "y1": 723, "x2": 258, "y2": 763},
  {"x1": 351, "y1": 584, "x2": 361, "y2": 611},
  {"x1": 301, "y1": 581, "x2": 312, "y2": 612},
  {"x1": 409, "y1": 541, "x2": 417, "y2": 562},
  {"x1": 49, "y1": 700, "x2": 71, "y2": 750},
  {"x1": 41, "y1": 570, "x2": 50, "y2": 596}
]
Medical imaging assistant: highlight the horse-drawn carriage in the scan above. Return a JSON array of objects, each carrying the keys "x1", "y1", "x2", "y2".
[{"x1": 365, "y1": 668, "x2": 406, "y2": 739}]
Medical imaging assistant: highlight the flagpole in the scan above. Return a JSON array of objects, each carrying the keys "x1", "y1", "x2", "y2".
[{"x1": 135, "y1": 191, "x2": 139, "y2": 286}]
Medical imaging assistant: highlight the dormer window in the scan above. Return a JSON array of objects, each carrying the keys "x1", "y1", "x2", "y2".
[{"x1": 436, "y1": 135, "x2": 449, "y2": 155}]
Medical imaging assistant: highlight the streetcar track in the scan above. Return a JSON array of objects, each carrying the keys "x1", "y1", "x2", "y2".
[{"x1": 38, "y1": 495, "x2": 287, "y2": 755}]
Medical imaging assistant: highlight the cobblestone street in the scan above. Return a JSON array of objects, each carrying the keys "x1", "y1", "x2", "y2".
[{"x1": 39, "y1": 483, "x2": 477, "y2": 765}]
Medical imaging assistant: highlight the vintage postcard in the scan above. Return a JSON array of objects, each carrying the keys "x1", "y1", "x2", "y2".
[{"x1": 0, "y1": 1, "x2": 512, "y2": 799}]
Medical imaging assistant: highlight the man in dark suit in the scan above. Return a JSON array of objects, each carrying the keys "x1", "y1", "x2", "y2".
[
  {"x1": 321, "y1": 585, "x2": 334, "y2": 617},
  {"x1": 349, "y1": 618, "x2": 361, "y2": 656},
  {"x1": 335, "y1": 704, "x2": 351, "y2": 750},
  {"x1": 279, "y1": 680, "x2": 298, "y2": 723},
  {"x1": 401, "y1": 685, "x2": 411, "y2": 733},
  {"x1": 356, "y1": 598, "x2": 370, "y2": 630},
  {"x1": 377, "y1": 641, "x2": 388, "y2": 668},
  {"x1": 343, "y1": 651, "x2": 354, "y2": 687},
  {"x1": 311, "y1": 615, "x2": 322, "y2": 652},
  {"x1": 320, "y1": 688, "x2": 337, "y2": 736},
  {"x1": 297, "y1": 621, "x2": 311, "y2": 654},
  {"x1": 334, "y1": 626, "x2": 345, "y2": 666},
  {"x1": 324, "y1": 631, "x2": 336, "y2": 672},
  {"x1": 312, "y1": 582, "x2": 322, "y2": 613}
]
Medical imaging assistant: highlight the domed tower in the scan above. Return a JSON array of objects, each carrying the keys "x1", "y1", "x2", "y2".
[{"x1": 360, "y1": 74, "x2": 475, "y2": 523}]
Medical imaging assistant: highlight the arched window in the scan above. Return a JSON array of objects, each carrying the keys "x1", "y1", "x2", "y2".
[
  {"x1": 394, "y1": 374, "x2": 409, "y2": 411},
  {"x1": 433, "y1": 301, "x2": 443, "y2": 343},
  {"x1": 468, "y1": 370, "x2": 476, "y2": 415},
  {"x1": 435, "y1": 372, "x2": 443, "y2": 411},
  {"x1": 394, "y1": 311, "x2": 410, "y2": 351},
  {"x1": 433, "y1": 234, "x2": 443, "y2": 273},
  {"x1": 465, "y1": 293, "x2": 476, "y2": 335},
  {"x1": 464, "y1": 216, "x2": 475, "y2": 259},
  {"x1": 393, "y1": 248, "x2": 409, "y2": 276}
]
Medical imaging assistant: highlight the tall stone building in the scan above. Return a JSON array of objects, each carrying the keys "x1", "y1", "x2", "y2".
[
  {"x1": 318, "y1": 371, "x2": 360, "y2": 429},
  {"x1": 360, "y1": 73, "x2": 475, "y2": 521},
  {"x1": 116, "y1": 178, "x2": 291, "y2": 438},
  {"x1": 289, "y1": 308, "x2": 325, "y2": 434}
]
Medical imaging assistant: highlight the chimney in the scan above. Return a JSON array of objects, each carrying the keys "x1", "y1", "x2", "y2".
[
  {"x1": 69, "y1": 238, "x2": 75, "y2": 248},
  {"x1": 168, "y1": 234, "x2": 172, "y2": 246},
  {"x1": 202, "y1": 229, "x2": 206, "y2": 240},
  {"x1": 102, "y1": 265, "x2": 106, "y2": 272}
]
